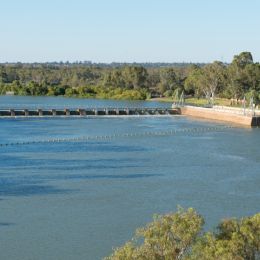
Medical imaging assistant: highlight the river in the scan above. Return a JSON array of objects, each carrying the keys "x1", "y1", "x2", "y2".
[{"x1": 0, "y1": 96, "x2": 259, "y2": 260}]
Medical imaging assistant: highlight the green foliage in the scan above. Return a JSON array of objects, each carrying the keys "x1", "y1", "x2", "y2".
[
  {"x1": 184, "y1": 66, "x2": 204, "y2": 97},
  {"x1": 1, "y1": 51, "x2": 260, "y2": 102},
  {"x1": 0, "y1": 65, "x2": 149, "y2": 100},
  {"x1": 105, "y1": 207, "x2": 204, "y2": 260},
  {"x1": 191, "y1": 213, "x2": 260, "y2": 260},
  {"x1": 163, "y1": 89, "x2": 174, "y2": 98},
  {"x1": 232, "y1": 52, "x2": 254, "y2": 69},
  {"x1": 105, "y1": 209, "x2": 260, "y2": 260},
  {"x1": 122, "y1": 66, "x2": 148, "y2": 90}
]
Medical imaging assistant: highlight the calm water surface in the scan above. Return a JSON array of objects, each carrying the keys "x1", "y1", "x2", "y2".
[{"x1": 0, "y1": 96, "x2": 259, "y2": 260}]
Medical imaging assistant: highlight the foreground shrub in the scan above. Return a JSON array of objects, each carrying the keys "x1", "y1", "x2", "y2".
[{"x1": 105, "y1": 208, "x2": 260, "y2": 260}]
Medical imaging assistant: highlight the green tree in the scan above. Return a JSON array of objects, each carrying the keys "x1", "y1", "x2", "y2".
[
  {"x1": 243, "y1": 63, "x2": 260, "y2": 103},
  {"x1": 147, "y1": 69, "x2": 161, "y2": 95},
  {"x1": 0, "y1": 68, "x2": 8, "y2": 84},
  {"x1": 191, "y1": 213, "x2": 260, "y2": 260},
  {"x1": 184, "y1": 66, "x2": 204, "y2": 97},
  {"x1": 158, "y1": 68, "x2": 186, "y2": 97},
  {"x1": 105, "y1": 207, "x2": 204, "y2": 260},
  {"x1": 105, "y1": 209, "x2": 260, "y2": 260},
  {"x1": 201, "y1": 61, "x2": 226, "y2": 104},
  {"x1": 122, "y1": 66, "x2": 148, "y2": 90},
  {"x1": 226, "y1": 52, "x2": 254, "y2": 99},
  {"x1": 232, "y1": 52, "x2": 253, "y2": 69}
]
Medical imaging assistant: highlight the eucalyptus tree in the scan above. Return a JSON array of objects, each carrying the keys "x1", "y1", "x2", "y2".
[
  {"x1": 232, "y1": 52, "x2": 253, "y2": 68},
  {"x1": 105, "y1": 207, "x2": 204, "y2": 260},
  {"x1": 227, "y1": 52, "x2": 254, "y2": 99},
  {"x1": 184, "y1": 65, "x2": 204, "y2": 98},
  {"x1": 105, "y1": 208, "x2": 260, "y2": 260},
  {"x1": 158, "y1": 68, "x2": 186, "y2": 97},
  {"x1": 191, "y1": 213, "x2": 260, "y2": 260},
  {"x1": 122, "y1": 66, "x2": 148, "y2": 90},
  {"x1": 201, "y1": 61, "x2": 226, "y2": 104},
  {"x1": 146, "y1": 68, "x2": 161, "y2": 95},
  {"x1": 244, "y1": 63, "x2": 260, "y2": 103}
]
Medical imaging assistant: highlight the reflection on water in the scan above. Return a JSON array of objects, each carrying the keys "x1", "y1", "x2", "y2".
[{"x1": 0, "y1": 97, "x2": 260, "y2": 260}]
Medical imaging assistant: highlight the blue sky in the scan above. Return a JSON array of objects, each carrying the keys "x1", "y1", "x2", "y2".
[{"x1": 1, "y1": 0, "x2": 260, "y2": 63}]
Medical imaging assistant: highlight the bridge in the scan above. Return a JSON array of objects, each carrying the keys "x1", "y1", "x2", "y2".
[{"x1": 0, "y1": 107, "x2": 180, "y2": 117}]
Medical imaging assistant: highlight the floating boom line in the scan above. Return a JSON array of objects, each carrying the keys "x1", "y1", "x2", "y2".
[{"x1": 0, "y1": 126, "x2": 233, "y2": 148}]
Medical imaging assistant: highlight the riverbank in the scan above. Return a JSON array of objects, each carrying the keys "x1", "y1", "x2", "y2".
[{"x1": 149, "y1": 97, "x2": 231, "y2": 106}]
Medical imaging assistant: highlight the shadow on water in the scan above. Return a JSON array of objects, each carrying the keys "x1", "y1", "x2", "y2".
[
  {"x1": 0, "y1": 182, "x2": 73, "y2": 197},
  {"x1": 0, "y1": 138, "x2": 157, "y2": 198},
  {"x1": 0, "y1": 157, "x2": 151, "y2": 173},
  {"x1": 26, "y1": 164, "x2": 146, "y2": 171},
  {"x1": 0, "y1": 223, "x2": 15, "y2": 227},
  {"x1": 0, "y1": 172, "x2": 161, "y2": 197},
  {"x1": 40, "y1": 173, "x2": 162, "y2": 181}
]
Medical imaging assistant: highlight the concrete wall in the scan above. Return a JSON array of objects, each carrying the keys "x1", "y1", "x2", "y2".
[{"x1": 180, "y1": 106, "x2": 255, "y2": 126}]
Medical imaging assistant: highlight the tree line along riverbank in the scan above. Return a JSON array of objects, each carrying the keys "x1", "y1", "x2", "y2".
[{"x1": 1, "y1": 52, "x2": 260, "y2": 104}]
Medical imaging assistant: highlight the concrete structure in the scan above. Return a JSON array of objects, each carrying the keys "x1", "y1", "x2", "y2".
[
  {"x1": 180, "y1": 106, "x2": 260, "y2": 127},
  {"x1": 0, "y1": 107, "x2": 180, "y2": 118},
  {"x1": 1, "y1": 106, "x2": 259, "y2": 127}
]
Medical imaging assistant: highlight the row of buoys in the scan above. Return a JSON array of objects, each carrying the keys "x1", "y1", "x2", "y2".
[{"x1": 0, "y1": 126, "x2": 233, "y2": 147}]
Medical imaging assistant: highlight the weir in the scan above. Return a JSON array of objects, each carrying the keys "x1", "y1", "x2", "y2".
[
  {"x1": 1, "y1": 106, "x2": 260, "y2": 127},
  {"x1": 0, "y1": 107, "x2": 180, "y2": 117}
]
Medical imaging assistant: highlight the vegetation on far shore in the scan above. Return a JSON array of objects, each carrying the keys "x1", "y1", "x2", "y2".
[
  {"x1": 105, "y1": 207, "x2": 260, "y2": 260},
  {"x1": 150, "y1": 97, "x2": 232, "y2": 106},
  {"x1": 1, "y1": 52, "x2": 260, "y2": 105}
]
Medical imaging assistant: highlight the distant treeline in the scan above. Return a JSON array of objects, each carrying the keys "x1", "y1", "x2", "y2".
[
  {"x1": 1, "y1": 52, "x2": 260, "y2": 102},
  {"x1": 0, "y1": 61, "x2": 206, "y2": 69}
]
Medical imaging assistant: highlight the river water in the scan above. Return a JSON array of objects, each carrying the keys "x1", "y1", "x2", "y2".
[{"x1": 0, "y1": 96, "x2": 259, "y2": 260}]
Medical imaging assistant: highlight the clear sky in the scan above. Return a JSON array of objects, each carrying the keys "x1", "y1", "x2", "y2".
[{"x1": 1, "y1": 0, "x2": 260, "y2": 63}]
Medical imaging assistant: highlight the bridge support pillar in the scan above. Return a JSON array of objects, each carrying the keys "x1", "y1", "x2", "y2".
[
  {"x1": 116, "y1": 109, "x2": 119, "y2": 115},
  {"x1": 38, "y1": 109, "x2": 43, "y2": 116},
  {"x1": 78, "y1": 109, "x2": 86, "y2": 116},
  {"x1": 52, "y1": 109, "x2": 56, "y2": 116},
  {"x1": 10, "y1": 109, "x2": 15, "y2": 117},
  {"x1": 125, "y1": 108, "x2": 129, "y2": 115},
  {"x1": 24, "y1": 109, "x2": 29, "y2": 116},
  {"x1": 65, "y1": 109, "x2": 70, "y2": 116}
]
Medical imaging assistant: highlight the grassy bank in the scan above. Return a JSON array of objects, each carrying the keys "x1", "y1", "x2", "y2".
[{"x1": 149, "y1": 97, "x2": 232, "y2": 106}]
